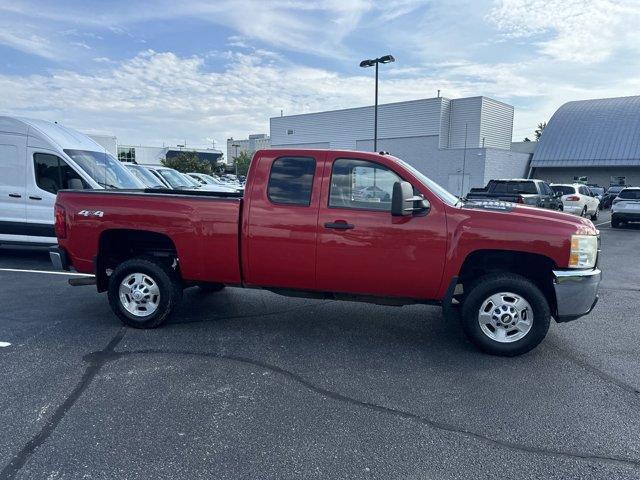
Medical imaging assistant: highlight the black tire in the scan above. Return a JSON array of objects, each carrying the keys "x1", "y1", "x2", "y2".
[
  {"x1": 108, "y1": 256, "x2": 182, "y2": 328},
  {"x1": 581, "y1": 206, "x2": 587, "y2": 217},
  {"x1": 611, "y1": 217, "x2": 621, "y2": 228},
  {"x1": 590, "y1": 209, "x2": 598, "y2": 221},
  {"x1": 460, "y1": 273, "x2": 551, "y2": 356},
  {"x1": 197, "y1": 283, "x2": 225, "y2": 293}
]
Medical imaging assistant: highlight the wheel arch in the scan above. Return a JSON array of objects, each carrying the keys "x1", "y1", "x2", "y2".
[
  {"x1": 96, "y1": 229, "x2": 179, "y2": 292},
  {"x1": 457, "y1": 249, "x2": 557, "y2": 313}
]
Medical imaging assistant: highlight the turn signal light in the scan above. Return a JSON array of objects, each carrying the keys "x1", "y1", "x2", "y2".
[
  {"x1": 568, "y1": 234, "x2": 597, "y2": 269},
  {"x1": 54, "y1": 204, "x2": 67, "y2": 239}
]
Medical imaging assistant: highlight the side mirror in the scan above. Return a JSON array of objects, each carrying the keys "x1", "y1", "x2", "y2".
[{"x1": 392, "y1": 181, "x2": 430, "y2": 216}]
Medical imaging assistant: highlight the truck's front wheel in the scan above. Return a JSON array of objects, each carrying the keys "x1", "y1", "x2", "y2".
[
  {"x1": 460, "y1": 273, "x2": 550, "y2": 356},
  {"x1": 108, "y1": 257, "x2": 182, "y2": 329}
]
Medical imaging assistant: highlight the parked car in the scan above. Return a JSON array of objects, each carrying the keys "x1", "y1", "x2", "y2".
[
  {"x1": 125, "y1": 164, "x2": 170, "y2": 189},
  {"x1": 51, "y1": 148, "x2": 601, "y2": 357},
  {"x1": 550, "y1": 184, "x2": 600, "y2": 220},
  {"x1": 145, "y1": 166, "x2": 201, "y2": 190},
  {"x1": 602, "y1": 185, "x2": 626, "y2": 209},
  {"x1": 0, "y1": 116, "x2": 143, "y2": 246},
  {"x1": 587, "y1": 186, "x2": 605, "y2": 209},
  {"x1": 611, "y1": 187, "x2": 640, "y2": 228},
  {"x1": 466, "y1": 179, "x2": 563, "y2": 210},
  {"x1": 187, "y1": 173, "x2": 242, "y2": 193}
]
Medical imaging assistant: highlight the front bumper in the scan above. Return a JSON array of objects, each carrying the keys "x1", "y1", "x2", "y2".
[
  {"x1": 553, "y1": 268, "x2": 601, "y2": 322},
  {"x1": 49, "y1": 246, "x2": 70, "y2": 271}
]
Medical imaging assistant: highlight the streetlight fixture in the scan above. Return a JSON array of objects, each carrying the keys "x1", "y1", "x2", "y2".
[
  {"x1": 231, "y1": 143, "x2": 240, "y2": 176},
  {"x1": 359, "y1": 54, "x2": 395, "y2": 152}
]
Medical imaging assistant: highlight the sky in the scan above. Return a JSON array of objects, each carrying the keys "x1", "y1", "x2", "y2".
[{"x1": 1, "y1": 0, "x2": 639, "y2": 153}]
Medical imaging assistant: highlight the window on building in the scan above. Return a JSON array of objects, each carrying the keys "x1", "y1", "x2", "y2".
[
  {"x1": 34, "y1": 153, "x2": 86, "y2": 194},
  {"x1": 286, "y1": 129, "x2": 294, "y2": 135},
  {"x1": 118, "y1": 147, "x2": 136, "y2": 163},
  {"x1": 329, "y1": 158, "x2": 401, "y2": 211},
  {"x1": 267, "y1": 157, "x2": 316, "y2": 205}
]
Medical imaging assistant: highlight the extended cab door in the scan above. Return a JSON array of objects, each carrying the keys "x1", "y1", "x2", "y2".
[
  {"x1": 243, "y1": 151, "x2": 325, "y2": 290},
  {"x1": 315, "y1": 153, "x2": 447, "y2": 300}
]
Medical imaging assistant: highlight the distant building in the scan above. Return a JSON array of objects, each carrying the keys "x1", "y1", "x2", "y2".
[
  {"x1": 270, "y1": 96, "x2": 531, "y2": 195},
  {"x1": 226, "y1": 134, "x2": 271, "y2": 163},
  {"x1": 531, "y1": 95, "x2": 640, "y2": 186},
  {"x1": 87, "y1": 134, "x2": 118, "y2": 157},
  {"x1": 117, "y1": 145, "x2": 223, "y2": 167}
]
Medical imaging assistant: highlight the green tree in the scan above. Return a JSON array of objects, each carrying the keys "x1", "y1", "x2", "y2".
[
  {"x1": 162, "y1": 151, "x2": 212, "y2": 174},
  {"x1": 534, "y1": 122, "x2": 547, "y2": 140},
  {"x1": 232, "y1": 150, "x2": 252, "y2": 176}
]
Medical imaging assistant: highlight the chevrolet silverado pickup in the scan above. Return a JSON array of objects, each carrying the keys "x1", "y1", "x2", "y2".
[{"x1": 50, "y1": 149, "x2": 601, "y2": 356}]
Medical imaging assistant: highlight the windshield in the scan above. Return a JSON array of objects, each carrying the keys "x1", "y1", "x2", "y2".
[
  {"x1": 156, "y1": 169, "x2": 193, "y2": 188},
  {"x1": 590, "y1": 187, "x2": 604, "y2": 195},
  {"x1": 180, "y1": 173, "x2": 201, "y2": 187},
  {"x1": 64, "y1": 150, "x2": 143, "y2": 189},
  {"x1": 126, "y1": 165, "x2": 165, "y2": 188},
  {"x1": 551, "y1": 185, "x2": 576, "y2": 196},
  {"x1": 393, "y1": 157, "x2": 460, "y2": 206}
]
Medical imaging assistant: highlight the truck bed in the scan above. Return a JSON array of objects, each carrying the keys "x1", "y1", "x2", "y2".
[{"x1": 56, "y1": 189, "x2": 243, "y2": 284}]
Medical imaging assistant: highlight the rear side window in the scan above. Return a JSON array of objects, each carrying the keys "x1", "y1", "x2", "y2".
[
  {"x1": 34, "y1": 153, "x2": 86, "y2": 194},
  {"x1": 619, "y1": 189, "x2": 640, "y2": 200},
  {"x1": 267, "y1": 157, "x2": 316, "y2": 206}
]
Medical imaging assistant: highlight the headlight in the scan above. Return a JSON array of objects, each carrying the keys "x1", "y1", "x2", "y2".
[{"x1": 568, "y1": 234, "x2": 598, "y2": 268}]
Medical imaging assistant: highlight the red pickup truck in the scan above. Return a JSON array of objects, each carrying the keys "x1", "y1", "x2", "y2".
[{"x1": 50, "y1": 149, "x2": 601, "y2": 356}]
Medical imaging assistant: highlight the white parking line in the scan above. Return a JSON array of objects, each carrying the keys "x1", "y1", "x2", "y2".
[
  {"x1": 0, "y1": 268, "x2": 93, "y2": 277},
  {"x1": 595, "y1": 220, "x2": 611, "y2": 226},
  {"x1": 0, "y1": 342, "x2": 11, "y2": 348}
]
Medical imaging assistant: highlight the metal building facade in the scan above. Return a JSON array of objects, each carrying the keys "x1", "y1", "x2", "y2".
[
  {"x1": 531, "y1": 95, "x2": 640, "y2": 186},
  {"x1": 270, "y1": 96, "x2": 529, "y2": 194}
]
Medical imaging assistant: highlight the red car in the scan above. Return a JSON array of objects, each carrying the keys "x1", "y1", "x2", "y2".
[{"x1": 50, "y1": 149, "x2": 601, "y2": 356}]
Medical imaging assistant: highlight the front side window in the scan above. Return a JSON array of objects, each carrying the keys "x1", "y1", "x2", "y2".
[
  {"x1": 34, "y1": 153, "x2": 87, "y2": 194},
  {"x1": 329, "y1": 158, "x2": 401, "y2": 211},
  {"x1": 267, "y1": 157, "x2": 316, "y2": 206}
]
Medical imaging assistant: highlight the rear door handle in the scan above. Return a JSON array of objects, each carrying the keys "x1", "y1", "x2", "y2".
[
  {"x1": 29, "y1": 196, "x2": 42, "y2": 201},
  {"x1": 9, "y1": 193, "x2": 21, "y2": 198},
  {"x1": 324, "y1": 221, "x2": 355, "y2": 230}
]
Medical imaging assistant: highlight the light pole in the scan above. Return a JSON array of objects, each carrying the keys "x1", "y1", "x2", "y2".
[
  {"x1": 359, "y1": 54, "x2": 395, "y2": 152},
  {"x1": 232, "y1": 143, "x2": 240, "y2": 176}
]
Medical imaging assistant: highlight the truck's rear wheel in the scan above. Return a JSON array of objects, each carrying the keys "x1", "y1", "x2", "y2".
[
  {"x1": 460, "y1": 273, "x2": 550, "y2": 356},
  {"x1": 108, "y1": 256, "x2": 182, "y2": 328}
]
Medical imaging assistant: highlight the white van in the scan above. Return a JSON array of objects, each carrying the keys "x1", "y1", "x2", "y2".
[{"x1": 0, "y1": 116, "x2": 143, "y2": 246}]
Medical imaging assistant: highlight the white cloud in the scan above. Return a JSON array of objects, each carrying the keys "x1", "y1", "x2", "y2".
[{"x1": 489, "y1": 0, "x2": 640, "y2": 64}]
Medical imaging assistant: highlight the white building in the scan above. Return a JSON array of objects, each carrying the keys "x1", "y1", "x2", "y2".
[
  {"x1": 87, "y1": 134, "x2": 118, "y2": 157},
  {"x1": 270, "y1": 96, "x2": 531, "y2": 195},
  {"x1": 226, "y1": 134, "x2": 271, "y2": 163}
]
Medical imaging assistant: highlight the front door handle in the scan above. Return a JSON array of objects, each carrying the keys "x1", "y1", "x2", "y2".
[
  {"x1": 29, "y1": 196, "x2": 42, "y2": 201},
  {"x1": 324, "y1": 221, "x2": 355, "y2": 230},
  {"x1": 9, "y1": 193, "x2": 22, "y2": 198}
]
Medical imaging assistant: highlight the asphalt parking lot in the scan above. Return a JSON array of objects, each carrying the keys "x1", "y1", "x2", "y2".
[{"x1": 1, "y1": 210, "x2": 639, "y2": 480}]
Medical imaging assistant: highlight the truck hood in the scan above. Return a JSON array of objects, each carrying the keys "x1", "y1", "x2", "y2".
[{"x1": 462, "y1": 200, "x2": 598, "y2": 235}]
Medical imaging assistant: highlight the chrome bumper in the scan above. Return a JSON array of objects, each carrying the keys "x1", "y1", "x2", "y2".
[
  {"x1": 553, "y1": 268, "x2": 601, "y2": 322},
  {"x1": 49, "y1": 246, "x2": 70, "y2": 271}
]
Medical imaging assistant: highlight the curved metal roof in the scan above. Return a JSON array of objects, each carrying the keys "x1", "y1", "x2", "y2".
[{"x1": 531, "y1": 96, "x2": 640, "y2": 167}]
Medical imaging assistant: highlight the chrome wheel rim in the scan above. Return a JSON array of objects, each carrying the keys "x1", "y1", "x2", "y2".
[
  {"x1": 478, "y1": 292, "x2": 533, "y2": 343},
  {"x1": 119, "y1": 273, "x2": 160, "y2": 317}
]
